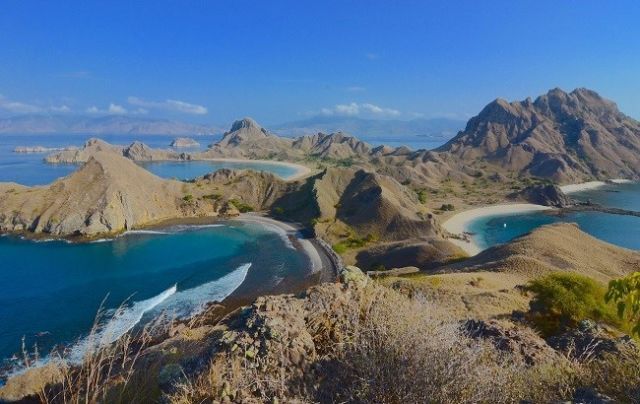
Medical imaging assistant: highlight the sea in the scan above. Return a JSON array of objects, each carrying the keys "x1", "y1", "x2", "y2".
[
  {"x1": 0, "y1": 222, "x2": 311, "y2": 377},
  {"x1": 0, "y1": 133, "x2": 331, "y2": 378},
  {"x1": 467, "y1": 182, "x2": 640, "y2": 251},
  {"x1": 0, "y1": 133, "x2": 445, "y2": 186}
]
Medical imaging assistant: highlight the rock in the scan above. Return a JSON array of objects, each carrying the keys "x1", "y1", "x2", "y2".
[
  {"x1": 509, "y1": 184, "x2": 573, "y2": 207},
  {"x1": 572, "y1": 386, "x2": 616, "y2": 404},
  {"x1": 462, "y1": 319, "x2": 560, "y2": 365},
  {"x1": 170, "y1": 137, "x2": 200, "y2": 148},
  {"x1": 158, "y1": 363, "x2": 185, "y2": 386},
  {"x1": 339, "y1": 265, "x2": 368, "y2": 284},
  {"x1": 546, "y1": 320, "x2": 638, "y2": 361}
]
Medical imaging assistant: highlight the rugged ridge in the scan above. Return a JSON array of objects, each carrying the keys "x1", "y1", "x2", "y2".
[{"x1": 439, "y1": 88, "x2": 640, "y2": 182}]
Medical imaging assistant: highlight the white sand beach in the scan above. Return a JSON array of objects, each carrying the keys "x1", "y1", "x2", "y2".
[
  {"x1": 443, "y1": 203, "x2": 553, "y2": 256},
  {"x1": 202, "y1": 157, "x2": 312, "y2": 181},
  {"x1": 235, "y1": 214, "x2": 323, "y2": 273},
  {"x1": 560, "y1": 179, "x2": 634, "y2": 194}
]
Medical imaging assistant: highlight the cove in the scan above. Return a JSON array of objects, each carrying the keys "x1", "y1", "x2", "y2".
[
  {"x1": 0, "y1": 221, "x2": 311, "y2": 369},
  {"x1": 467, "y1": 183, "x2": 640, "y2": 252}
]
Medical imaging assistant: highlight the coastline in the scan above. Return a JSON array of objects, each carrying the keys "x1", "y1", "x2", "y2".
[
  {"x1": 442, "y1": 203, "x2": 553, "y2": 256},
  {"x1": 233, "y1": 213, "x2": 326, "y2": 275},
  {"x1": 196, "y1": 157, "x2": 312, "y2": 181},
  {"x1": 560, "y1": 178, "x2": 633, "y2": 194}
]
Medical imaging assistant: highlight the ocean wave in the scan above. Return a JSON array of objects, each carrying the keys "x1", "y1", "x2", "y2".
[
  {"x1": 157, "y1": 263, "x2": 251, "y2": 318},
  {"x1": 244, "y1": 221, "x2": 296, "y2": 250},
  {"x1": 68, "y1": 284, "x2": 177, "y2": 363}
]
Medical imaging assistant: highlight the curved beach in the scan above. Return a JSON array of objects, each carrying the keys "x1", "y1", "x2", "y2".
[
  {"x1": 443, "y1": 203, "x2": 553, "y2": 256},
  {"x1": 200, "y1": 157, "x2": 312, "y2": 181},
  {"x1": 560, "y1": 178, "x2": 633, "y2": 194}
]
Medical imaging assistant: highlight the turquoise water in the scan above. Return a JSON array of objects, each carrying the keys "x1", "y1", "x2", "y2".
[
  {"x1": 0, "y1": 134, "x2": 445, "y2": 186},
  {"x1": 0, "y1": 134, "x2": 302, "y2": 185},
  {"x1": 0, "y1": 222, "x2": 310, "y2": 368},
  {"x1": 570, "y1": 182, "x2": 640, "y2": 211},
  {"x1": 468, "y1": 183, "x2": 640, "y2": 251},
  {"x1": 138, "y1": 160, "x2": 298, "y2": 181}
]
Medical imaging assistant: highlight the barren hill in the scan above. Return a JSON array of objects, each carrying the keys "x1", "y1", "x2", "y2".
[
  {"x1": 0, "y1": 149, "x2": 211, "y2": 237},
  {"x1": 439, "y1": 88, "x2": 640, "y2": 183}
]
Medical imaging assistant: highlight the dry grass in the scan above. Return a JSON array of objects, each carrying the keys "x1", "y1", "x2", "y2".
[
  {"x1": 35, "y1": 301, "x2": 168, "y2": 404},
  {"x1": 165, "y1": 283, "x2": 581, "y2": 403}
]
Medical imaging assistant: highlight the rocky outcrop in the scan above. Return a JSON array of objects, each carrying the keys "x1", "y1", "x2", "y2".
[
  {"x1": 439, "y1": 88, "x2": 640, "y2": 183},
  {"x1": 547, "y1": 320, "x2": 639, "y2": 361},
  {"x1": 292, "y1": 131, "x2": 372, "y2": 159},
  {"x1": 510, "y1": 183, "x2": 573, "y2": 207},
  {"x1": 170, "y1": 137, "x2": 200, "y2": 148},
  {"x1": 462, "y1": 319, "x2": 560, "y2": 365}
]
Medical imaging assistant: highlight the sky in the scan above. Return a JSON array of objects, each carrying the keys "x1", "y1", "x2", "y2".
[{"x1": 0, "y1": 0, "x2": 639, "y2": 126}]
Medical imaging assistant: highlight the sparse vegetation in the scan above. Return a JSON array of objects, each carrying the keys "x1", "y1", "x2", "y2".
[
  {"x1": 229, "y1": 199, "x2": 254, "y2": 213},
  {"x1": 526, "y1": 273, "x2": 625, "y2": 336},
  {"x1": 439, "y1": 203, "x2": 455, "y2": 211},
  {"x1": 333, "y1": 234, "x2": 376, "y2": 254}
]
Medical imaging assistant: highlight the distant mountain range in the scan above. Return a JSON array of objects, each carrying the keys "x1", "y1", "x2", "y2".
[
  {"x1": 271, "y1": 116, "x2": 465, "y2": 139},
  {"x1": 0, "y1": 115, "x2": 222, "y2": 135}
]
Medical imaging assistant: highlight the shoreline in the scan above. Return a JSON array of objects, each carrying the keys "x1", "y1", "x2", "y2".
[
  {"x1": 442, "y1": 203, "x2": 553, "y2": 256},
  {"x1": 197, "y1": 157, "x2": 313, "y2": 181},
  {"x1": 560, "y1": 178, "x2": 634, "y2": 194},
  {"x1": 233, "y1": 213, "x2": 326, "y2": 275}
]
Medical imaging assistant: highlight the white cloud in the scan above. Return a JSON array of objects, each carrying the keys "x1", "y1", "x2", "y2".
[
  {"x1": 321, "y1": 102, "x2": 400, "y2": 117},
  {"x1": 108, "y1": 103, "x2": 127, "y2": 114},
  {"x1": 86, "y1": 103, "x2": 127, "y2": 114},
  {"x1": 128, "y1": 96, "x2": 207, "y2": 115},
  {"x1": 50, "y1": 105, "x2": 71, "y2": 113},
  {"x1": 0, "y1": 95, "x2": 42, "y2": 113}
]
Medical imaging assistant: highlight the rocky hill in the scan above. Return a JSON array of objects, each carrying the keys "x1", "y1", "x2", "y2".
[
  {"x1": 46, "y1": 138, "x2": 187, "y2": 163},
  {"x1": 0, "y1": 149, "x2": 217, "y2": 237},
  {"x1": 439, "y1": 88, "x2": 640, "y2": 183}
]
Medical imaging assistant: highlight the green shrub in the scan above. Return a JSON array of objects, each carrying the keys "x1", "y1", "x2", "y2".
[
  {"x1": 182, "y1": 194, "x2": 194, "y2": 203},
  {"x1": 526, "y1": 273, "x2": 624, "y2": 336},
  {"x1": 439, "y1": 203, "x2": 455, "y2": 211},
  {"x1": 416, "y1": 189, "x2": 427, "y2": 204},
  {"x1": 273, "y1": 206, "x2": 285, "y2": 215},
  {"x1": 229, "y1": 199, "x2": 254, "y2": 213},
  {"x1": 202, "y1": 193, "x2": 222, "y2": 201}
]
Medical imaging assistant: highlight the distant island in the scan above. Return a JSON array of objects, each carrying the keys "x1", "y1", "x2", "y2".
[{"x1": 169, "y1": 137, "x2": 200, "y2": 148}]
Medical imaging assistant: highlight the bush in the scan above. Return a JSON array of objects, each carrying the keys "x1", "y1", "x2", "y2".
[
  {"x1": 440, "y1": 203, "x2": 455, "y2": 211},
  {"x1": 526, "y1": 273, "x2": 624, "y2": 336},
  {"x1": 416, "y1": 189, "x2": 427, "y2": 204},
  {"x1": 229, "y1": 199, "x2": 254, "y2": 213},
  {"x1": 182, "y1": 194, "x2": 194, "y2": 203}
]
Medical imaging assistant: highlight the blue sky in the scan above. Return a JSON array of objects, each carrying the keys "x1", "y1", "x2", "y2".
[{"x1": 0, "y1": 0, "x2": 639, "y2": 125}]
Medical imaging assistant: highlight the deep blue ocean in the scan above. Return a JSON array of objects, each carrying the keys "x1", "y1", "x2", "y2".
[
  {"x1": 468, "y1": 183, "x2": 640, "y2": 251},
  {"x1": 0, "y1": 222, "x2": 310, "y2": 371}
]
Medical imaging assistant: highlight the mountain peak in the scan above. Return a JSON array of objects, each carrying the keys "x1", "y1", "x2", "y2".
[{"x1": 230, "y1": 117, "x2": 261, "y2": 132}]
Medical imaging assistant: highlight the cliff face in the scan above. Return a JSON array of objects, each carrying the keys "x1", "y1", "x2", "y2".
[{"x1": 440, "y1": 88, "x2": 640, "y2": 182}]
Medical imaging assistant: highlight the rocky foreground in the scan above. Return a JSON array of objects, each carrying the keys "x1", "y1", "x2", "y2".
[{"x1": 2, "y1": 224, "x2": 640, "y2": 402}]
